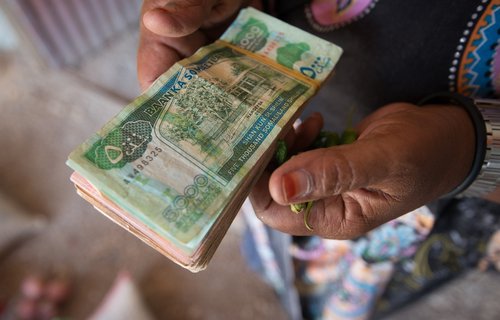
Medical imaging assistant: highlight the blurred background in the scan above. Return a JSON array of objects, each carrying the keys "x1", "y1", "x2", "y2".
[
  {"x1": 0, "y1": 1, "x2": 499, "y2": 319},
  {"x1": 0, "y1": 1, "x2": 286, "y2": 319}
]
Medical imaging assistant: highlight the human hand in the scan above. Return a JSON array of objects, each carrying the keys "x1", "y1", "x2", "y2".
[
  {"x1": 137, "y1": 0, "x2": 261, "y2": 91},
  {"x1": 250, "y1": 103, "x2": 475, "y2": 239}
]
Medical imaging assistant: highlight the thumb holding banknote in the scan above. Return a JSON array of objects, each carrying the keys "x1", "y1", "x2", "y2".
[
  {"x1": 251, "y1": 102, "x2": 475, "y2": 239},
  {"x1": 138, "y1": 0, "x2": 262, "y2": 91}
]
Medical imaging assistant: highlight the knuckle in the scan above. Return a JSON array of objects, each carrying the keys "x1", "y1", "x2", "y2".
[
  {"x1": 316, "y1": 195, "x2": 375, "y2": 239},
  {"x1": 318, "y1": 150, "x2": 356, "y2": 196}
]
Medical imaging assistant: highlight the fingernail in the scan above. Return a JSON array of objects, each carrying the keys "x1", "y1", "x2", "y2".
[
  {"x1": 282, "y1": 169, "x2": 313, "y2": 202},
  {"x1": 292, "y1": 118, "x2": 302, "y2": 129}
]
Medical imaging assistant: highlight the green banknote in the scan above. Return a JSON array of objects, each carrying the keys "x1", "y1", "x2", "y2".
[
  {"x1": 67, "y1": 8, "x2": 342, "y2": 267},
  {"x1": 220, "y1": 7, "x2": 342, "y2": 82}
]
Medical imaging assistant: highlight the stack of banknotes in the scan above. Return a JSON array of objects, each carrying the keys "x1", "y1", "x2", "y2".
[{"x1": 67, "y1": 8, "x2": 343, "y2": 272}]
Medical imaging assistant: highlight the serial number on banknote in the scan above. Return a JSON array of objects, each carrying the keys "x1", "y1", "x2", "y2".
[{"x1": 123, "y1": 146, "x2": 163, "y2": 184}]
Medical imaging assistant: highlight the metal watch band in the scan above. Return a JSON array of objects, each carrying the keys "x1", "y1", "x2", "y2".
[{"x1": 461, "y1": 98, "x2": 500, "y2": 198}]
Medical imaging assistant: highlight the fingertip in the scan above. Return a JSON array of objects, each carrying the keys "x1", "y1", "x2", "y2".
[
  {"x1": 270, "y1": 150, "x2": 312, "y2": 205},
  {"x1": 309, "y1": 112, "x2": 324, "y2": 124},
  {"x1": 292, "y1": 118, "x2": 302, "y2": 129},
  {"x1": 291, "y1": 112, "x2": 324, "y2": 152},
  {"x1": 142, "y1": 9, "x2": 164, "y2": 34},
  {"x1": 305, "y1": 112, "x2": 324, "y2": 130},
  {"x1": 283, "y1": 127, "x2": 297, "y2": 149},
  {"x1": 269, "y1": 164, "x2": 315, "y2": 205},
  {"x1": 143, "y1": 8, "x2": 199, "y2": 37},
  {"x1": 268, "y1": 170, "x2": 287, "y2": 205},
  {"x1": 143, "y1": 9, "x2": 177, "y2": 36}
]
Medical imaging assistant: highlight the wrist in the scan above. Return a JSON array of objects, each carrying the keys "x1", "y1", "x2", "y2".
[
  {"x1": 419, "y1": 92, "x2": 487, "y2": 198},
  {"x1": 421, "y1": 104, "x2": 476, "y2": 198}
]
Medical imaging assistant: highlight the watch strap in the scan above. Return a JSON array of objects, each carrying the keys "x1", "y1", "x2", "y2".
[{"x1": 461, "y1": 98, "x2": 500, "y2": 197}]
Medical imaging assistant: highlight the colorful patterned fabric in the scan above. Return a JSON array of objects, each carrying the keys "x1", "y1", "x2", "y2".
[
  {"x1": 374, "y1": 198, "x2": 500, "y2": 319},
  {"x1": 305, "y1": 0, "x2": 379, "y2": 31},
  {"x1": 291, "y1": 207, "x2": 435, "y2": 319},
  {"x1": 451, "y1": 2, "x2": 500, "y2": 97}
]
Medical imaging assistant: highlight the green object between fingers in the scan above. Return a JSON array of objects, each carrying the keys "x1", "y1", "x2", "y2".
[
  {"x1": 303, "y1": 201, "x2": 314, "y2": 231},
  {"x1": 341, "y1": 128, "x2": 357, "y2": 145},
  {"x1": 291, "y1": 202, "x2": 307, "y2": 213},
  {"x1": 324, "y1": 131, "x2": 341, "y2": 147},
  {"x1": 275, "y1": 140, "x2": 288, "y2": 165}
]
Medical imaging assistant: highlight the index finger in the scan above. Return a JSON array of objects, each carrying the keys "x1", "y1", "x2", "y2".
[
  {"x1": 137, "y1": 29, "x2": 209, "y2": 91},
  {"x1": 137, "y1": 37, "x2": 180, "y2": 92}
]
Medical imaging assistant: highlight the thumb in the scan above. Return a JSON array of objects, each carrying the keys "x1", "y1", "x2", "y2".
[
  {"x1": 143, "y1": 2, "x2": 214, "y2": 37},
  {"x1": 268, "y1": 140, "x2": 392, "y2": 205}
]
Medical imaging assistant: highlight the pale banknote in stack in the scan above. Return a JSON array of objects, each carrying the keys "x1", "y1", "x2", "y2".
[{"x1": 67, "y1": 8, "x2": 342, "y2": 272}]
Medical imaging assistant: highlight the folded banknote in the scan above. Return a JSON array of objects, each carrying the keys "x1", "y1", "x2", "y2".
[{"x1": 67, "y1": 7, "x2": 342, "y2": 272}]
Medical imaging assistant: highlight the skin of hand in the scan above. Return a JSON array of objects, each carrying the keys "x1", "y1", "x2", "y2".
[
  {"x1": 137, "y1": 0, "x2": 262, "y2": 91},
  {"x1": 250, "y1": 103, "x2": 478, "y2": 239}
]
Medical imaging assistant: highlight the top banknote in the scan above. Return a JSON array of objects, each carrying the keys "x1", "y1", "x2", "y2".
[
  {"x1": 67, "y1": 7, "x2": 342, "y2": 268},
  {"x1": 220, "y1": 8, "x2": 341, "y2": 82}
]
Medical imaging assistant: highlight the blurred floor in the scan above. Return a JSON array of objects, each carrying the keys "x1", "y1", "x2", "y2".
[{"x1": 0, "y1": 28, "x2": 499, "y2": 320}]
